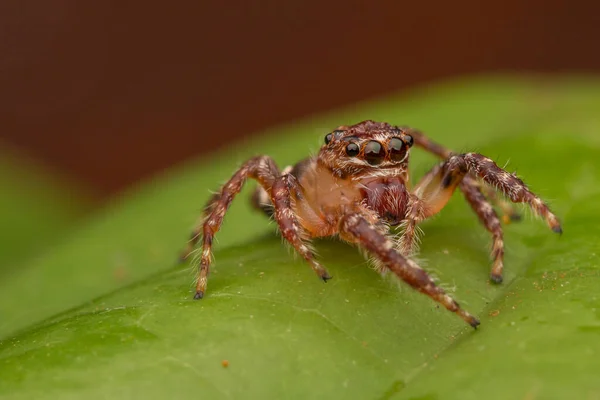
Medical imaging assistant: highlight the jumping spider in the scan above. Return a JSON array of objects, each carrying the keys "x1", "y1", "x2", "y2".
[{"x1": 180, "y1": 120, "x2": 562, "y2": 328}]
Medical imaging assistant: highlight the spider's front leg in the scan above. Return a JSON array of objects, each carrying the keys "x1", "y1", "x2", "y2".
[
  {"x1": 450, "y1": 153, "x2": 561, "y2": 232},
  {"x1": 339, "y1": 210, "x2": 480, "y2": 328},
  {"x1": 404, "y1": 127, "x2": 522, "y2": 222},
  {"x1": 405, "y1": 153, "x2": 561, "y2": 282}
]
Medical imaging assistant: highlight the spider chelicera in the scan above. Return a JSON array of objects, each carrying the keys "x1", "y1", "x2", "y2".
[{"x1": 180, "y1": 120, "x2": 562, "y2": 328}]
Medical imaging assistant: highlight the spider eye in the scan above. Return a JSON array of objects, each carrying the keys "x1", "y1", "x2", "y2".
[
  {"x1": 345, "y1": 143, "x2": 360, "y2": 157},
  {"x1": 404, "y1": 135, "x2": 414, "y2": 147},
  {"x1": 389, "y1": 137, "x2": 408, "y2": 161},
  {"x1": 325, "y1": 133, "x2": 333, "y2": 144},
  {"x1": 364, "y1": 140, "x2": 385, "y2": 165}
]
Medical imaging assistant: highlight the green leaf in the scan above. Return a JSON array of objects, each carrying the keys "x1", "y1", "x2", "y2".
[{"x1": 1, "y1": 76, "x2": 599, "y2": 399}]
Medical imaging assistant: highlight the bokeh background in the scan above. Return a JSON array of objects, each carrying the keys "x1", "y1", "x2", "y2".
[{"x1": 1, "y1": 1, "x2": 600, "y2": 204}]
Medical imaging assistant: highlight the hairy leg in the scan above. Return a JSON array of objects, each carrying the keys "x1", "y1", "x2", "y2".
[
  {"x1": 180, "y1": 156, "x2": 281, "y2": 298},
  {"x1": 404, "y1": 126, "x2": 521, "y2": 221},
  {"x1": 250, "y1": 165, "x2": 292, "y2": 218},
  {"x1": 181, "y1": 156, "x2": 328, "y2": 299},
  {"x1": 271, "y1": 174, "x2": 331, "y2": 281},
  {"x1": 399, "y1": 164, "x2": 505, "y2": 261},
  {"x1": 479, "y1": 183, "x2": 522, "y2": 223},
  {"x1": 455, "y1": 153, "x2": 561, "y2": 232},
  {"x1": 339, "y1": 211, "x2": 480, "y2": 328},
  {"x1": 398, "y1": 194, "x2": 426, "y2": 256},
  {"x1": 460, "y1": 176, "x2": 505, "y2": 282},
  {"x1": 412, "y1": 153, "x2": 561, "y2": 231},
  {"x1": 409, "y1": 154, "x2": 561, "y2": 282},
  {"x1": 180, "y1": 156, "x2": 279, "y2": 262}
]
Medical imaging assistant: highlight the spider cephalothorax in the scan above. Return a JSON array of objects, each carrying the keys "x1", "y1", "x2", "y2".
[
  {"x1": 318, "y1": 121, "x2": 413, "y2": 180},
  {"x1": 181, "y1": 120, "x2": 562, "y2": 328}
]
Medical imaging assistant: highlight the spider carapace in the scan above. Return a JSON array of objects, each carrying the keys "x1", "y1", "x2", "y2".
[{"x1": 181, "y1": 120, "x2": 562, "y2": 328}]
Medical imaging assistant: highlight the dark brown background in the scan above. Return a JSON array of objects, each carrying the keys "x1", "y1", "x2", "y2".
[{"x1": 1, "y1": 1, "x2": 599, "y2": 202}]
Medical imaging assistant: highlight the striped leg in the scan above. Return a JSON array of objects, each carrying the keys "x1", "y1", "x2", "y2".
[
  {"x1": 408, "y1": 154, "x2": 561, "y2": 283},
  {"x1": 180, "y1": 156, "x2": 281, "y2": 299},
  {"x1": 340, "y1": 211, "x2": 480, "y2": 328},
  {"x1": 459, "y1": 153, "x2": 561, "y2": 233},
  {"x1": 271, "y1": 174, "x2": 331, "y2": 281},
  {"x1": 404, "y1": 127, "x2": 521, "y2": 222},
  {"x1": 250, "y1": 165, "x2": 292, "y2": 218},
  {"x1": 412, "y1": 153, "x2": 561, "y2": 232},
  {"x1": 460, "y1": 176, "x2": 505, "y2": 282}
]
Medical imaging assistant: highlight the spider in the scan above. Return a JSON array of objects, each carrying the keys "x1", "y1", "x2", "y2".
[{"x1": 180, "y1": 120, "x2": 562, "y2": 328}]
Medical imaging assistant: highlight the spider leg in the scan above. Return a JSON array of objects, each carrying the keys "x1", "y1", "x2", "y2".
[
  {"x1": 181, "y1": 156, "x2": 329, "y2": 299},
  {"x1": 411, "y1": 153, "x2": 561, "y2": 231},
  {"x1": 479, "y1": 183, "x2": 522, "y2": 224},
  {"x1": 399, "y1": 162, "x2": 445, "y2": 256},
  {"x1": 179, "y1": 155, "x2": 281, "y2": 299},
  {"x1": 460, "y1": 176, "x2": 505, "y2": 283},
  {"x1": 250, "y1": 165, "x2": 292, "y2": 218},
  {"x1": 272, "y1": 174, "x2": 331, "y2": 281},
  {"x1": 398, "y1": 195, "x2": 425, "y2": 256},
  {"x1": 404, "y1": 127, "x2": 521, "y2": 221},
  {"x1": 339, "y1": 211, "x2": 480, "y2": 328},
  {"x1": 452, "y1": 153, "x2": 561, "y2": 232},
  {"x1": 409, "y1": 154, "x2": 560, "y2": 282}
]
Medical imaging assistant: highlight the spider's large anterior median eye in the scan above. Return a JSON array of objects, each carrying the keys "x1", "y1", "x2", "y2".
[
  {"x1": 345, "y1": 143, "x2": 360, "y2": 157},
  {"x1": 364, "y1": 140, "x2": 385, "y2": 165},
  {"x1": 325, "y1": 133, "x2": 333, "y2": 144},
  {"x1": 404, "y1": 135, "x2": 414, "y2": 147},
  {"x1": 389, "y1": 137, "x2": 407, "y2": 161}
]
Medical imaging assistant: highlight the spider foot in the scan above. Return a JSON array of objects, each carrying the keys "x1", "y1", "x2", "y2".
[
  {"x1": 552, "y1": 225, "x2": 563, "y2": 235},
  {"x1": 490, "y1": 273, "x2": 503, "y2": 284},
  {"x1": 468, "y1": 316, "x2": 481, "y2": 329},
  {"x1": 457, "y1": 308, "x2": 481, "y2": 329},
  {"x1": 321, "y1": 272, "x2": 333, "y2": 282},
  {"x1": 193, "y1": 290, "x2": 204, "y2": 300}
]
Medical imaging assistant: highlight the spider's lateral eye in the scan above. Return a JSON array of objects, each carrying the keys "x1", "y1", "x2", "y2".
[
  {"x1": 389, "y1": 137, "x2": 407, "y2": 161},
  {"x1": 325, "y1": 133, "x2": 333, "y2": 144},
  {"x1": 345, "y1": 143, "x2": 360, "y2": 157},
  {"x1": 364, "y1": 140, "x2": 385, "y2": 165},
  {"x1": 404, "y1": 135, "x2": 414, "y2": 147}
]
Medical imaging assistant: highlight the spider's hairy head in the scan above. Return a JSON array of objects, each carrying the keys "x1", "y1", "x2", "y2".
[{"x1": 317, "y1": 120, "x2": 414, "y2": 179}]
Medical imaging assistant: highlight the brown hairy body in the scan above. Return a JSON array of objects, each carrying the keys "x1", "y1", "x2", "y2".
[{"x1": 180, "y1": 121, "x2": 562, "y2": 328}]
